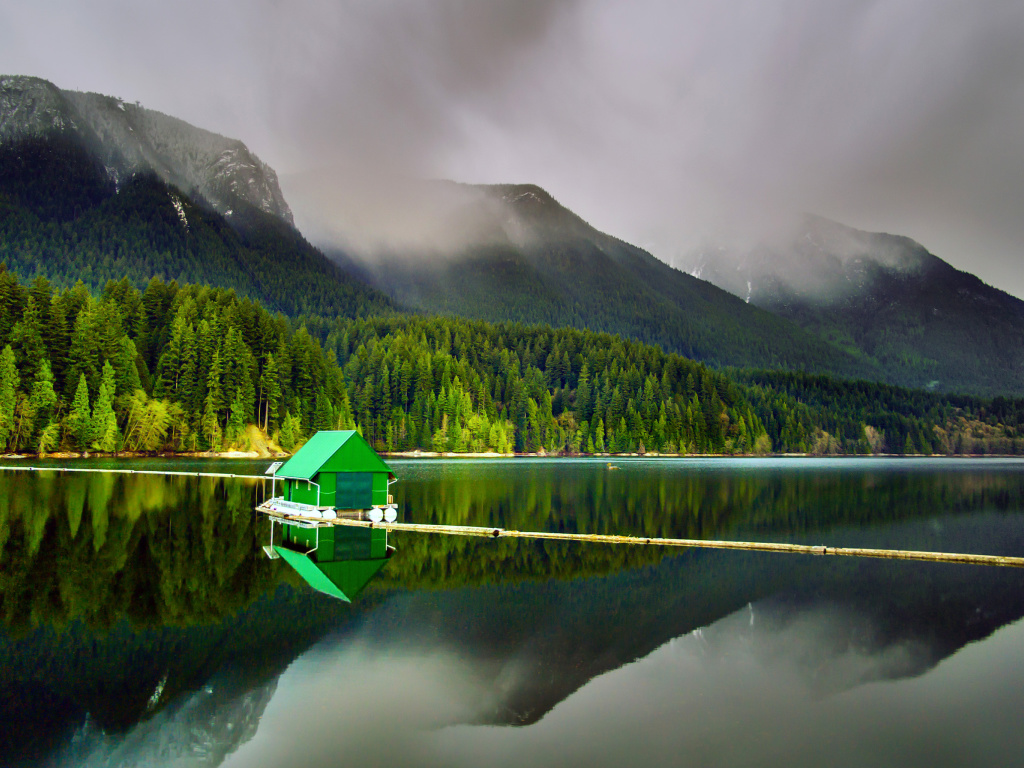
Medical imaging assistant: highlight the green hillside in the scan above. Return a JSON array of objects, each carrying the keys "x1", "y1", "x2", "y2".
[
  {"x1": 767, "y1": 255, "x2": 1024, "y2": 397},
  {"x1": 0, "y1": 268, "x2": 1020, "y2": 458}
]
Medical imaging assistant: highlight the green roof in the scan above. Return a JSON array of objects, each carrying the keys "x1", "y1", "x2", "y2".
[
  {"x1": 276, "y1": 430, "x2": 392, "y2": 480},
  {"x1": 274, "y1": 545, "x2": 389, "y2": 602},
  {"x1": 274, "y1": 545, "x2": 350, "y2": 602}
]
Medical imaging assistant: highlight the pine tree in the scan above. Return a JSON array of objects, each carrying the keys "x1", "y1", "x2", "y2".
[
  {"x1": 0, "y1": 345, "x2": 18, "y2": 450},
  {"x1": 260, "y1": 353, "x2": 281, "y2": 432},
  {"x1": 91, "y1": 361, "x2": 119, "y2": 452},
  {"x1": 202, "y1": 350, "x2": 224, "y2": 449},
  {"x1": 67, "y1": 374, "x2": 92, "y2": 451},
  {"x1": 314, "y1": 388, "x2": 333, "y2": 432},
  {"x1": 28, "y1": 359, "x2": 58, "y2": 450},
  {"x1": 279, "y1": 411, "x2": 302, "y2": 452},
  {"x1": 227, "y1": 392, "x2": 246, "y2": 446},
  {"x1": 11, "y1": 296, "x2": 45, "y2": 376}
]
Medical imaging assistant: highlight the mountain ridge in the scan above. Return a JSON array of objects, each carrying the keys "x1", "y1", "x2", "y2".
[
  {"x1": 325, "y1": 180, "x2": 877, "y2": 378},
  {"x1": 0, "y1": 112, "x2": 394, "y2": 319},
  {"x1": 685, "y1": 215, "x2": 1024, "y2": 395}
]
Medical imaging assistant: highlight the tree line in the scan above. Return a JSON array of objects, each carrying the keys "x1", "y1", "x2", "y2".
[
  {"x1": 0, "y1": 267, "x2": 1022, "y2": 456},
  {"x1": 0, "y1": 268, "x2": 353, "y2": 454}
]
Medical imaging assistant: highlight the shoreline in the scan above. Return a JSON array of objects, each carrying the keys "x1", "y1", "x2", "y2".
[{"x1": 2, "y1": 451, "x2": 1021, "y2": 461}]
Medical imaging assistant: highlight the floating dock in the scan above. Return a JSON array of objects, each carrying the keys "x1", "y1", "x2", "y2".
[{"x1": 324, "y1": 518, "x2": 1024, "y2": 569}]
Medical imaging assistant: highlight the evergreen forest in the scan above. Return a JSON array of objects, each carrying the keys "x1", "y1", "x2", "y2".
[{"x1": 1, "y1": 267, "x2": 1022, "y2": 457}]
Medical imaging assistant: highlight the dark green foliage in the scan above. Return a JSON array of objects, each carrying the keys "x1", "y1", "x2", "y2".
[
  {"x1": 735, "y1": 369, "x2": 1024, "y2": 455},
  {"x1": 0, "y1": 271, "x2": 357, "y2": 453},
  {"x1": 304, "y1": 313, "x2": 1023, "y2": 456},
  {"x1": 306, "y1": 314, "x2": 768, "y2": 454},
  {"x1": 0, "y1": 133, "x2": 115, "y2": 222}
]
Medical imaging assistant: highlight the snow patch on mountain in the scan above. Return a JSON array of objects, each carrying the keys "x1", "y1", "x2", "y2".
[{"x1": 170, "y1": 193, "x2": 189, "y2": 230}]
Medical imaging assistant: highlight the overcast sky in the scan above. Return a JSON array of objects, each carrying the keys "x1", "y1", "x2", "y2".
[{"x1": 2, "y1": 0, "x2": 1023, "y2": 297}]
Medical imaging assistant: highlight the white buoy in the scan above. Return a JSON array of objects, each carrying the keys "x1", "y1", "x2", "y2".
[
  {"x1": 367, "y1": 508, "x2": 384, "y2": 523},
  {"x1": 383, "y1": 508, "x2": 398, "y2": 523}
]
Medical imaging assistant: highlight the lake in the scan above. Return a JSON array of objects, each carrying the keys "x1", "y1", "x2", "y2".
[{"x1": 2, "y1": 457, "x2": 1023, "y2": 767}]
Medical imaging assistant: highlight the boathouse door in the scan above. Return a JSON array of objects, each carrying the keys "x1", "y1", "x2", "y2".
[{"x1": 336, "y1": 473, "x2": 373, "y2": 510}]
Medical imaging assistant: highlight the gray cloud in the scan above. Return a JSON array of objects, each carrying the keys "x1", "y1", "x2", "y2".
[{"x1": 2, "y1": 0, "x2": 1023, "y2": 296}]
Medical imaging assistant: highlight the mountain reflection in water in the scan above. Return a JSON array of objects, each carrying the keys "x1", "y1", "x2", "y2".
[{"x1": 1, "y1": 457, "x2": 1023, "y2": 767}]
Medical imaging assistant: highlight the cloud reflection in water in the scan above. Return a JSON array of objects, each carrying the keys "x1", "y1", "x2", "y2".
[{"x1": 226, "y1": 602, "x2": 1024, "y2": 768}]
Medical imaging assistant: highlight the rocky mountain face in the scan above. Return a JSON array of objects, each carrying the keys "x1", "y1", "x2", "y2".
[
  {"x1": 0, "y1": 75, "x2": 292, "y2": 224},
  {"x1": 0, "y1": 75, "x2": 394, "y2": 319},
  {"x1": 684, "y1": 216, "x2": 1024, "y2": 395}
]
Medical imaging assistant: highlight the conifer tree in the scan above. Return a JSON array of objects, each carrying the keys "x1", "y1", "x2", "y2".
[
  {"x1": 11, "y1": 296, "x2": 45, "y2": 375},
  {"x1": 202, "y1": 350, "x2": 224, "y2": 450},
  {"x1": 259, "y1": 353, "x2": 281, "y2": 432},
  {"x1": 67, "y1": 374, "x2": 92, "y2": 451},
  {"x1": 29, "y1": 359, "x2": 58, "y2": 449},
  {"x1": 0, "y1": 345, "x2": 18, "y2": 450},
  {"x1": 227, "y1": 392, "x2": 246, "y2": 446},
  {"x1": 91, "y1": 361, "x2": 119, "y2": 452}
]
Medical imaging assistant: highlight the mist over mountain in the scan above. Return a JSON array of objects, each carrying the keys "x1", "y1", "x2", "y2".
[
  {"x1": 685, "y1": 216, "x2": 1024, "y2": 396},
  {"x1": 301, "y1": 177, "x2": 873, "y2": 376},
  {"x1": 0, "y1": 75, "x2": 292, "y2": 225}
]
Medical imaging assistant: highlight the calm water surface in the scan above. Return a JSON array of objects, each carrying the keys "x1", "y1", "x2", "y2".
[{"x1": 2, "y1": 457, "x2": 1024, "y2": 767}]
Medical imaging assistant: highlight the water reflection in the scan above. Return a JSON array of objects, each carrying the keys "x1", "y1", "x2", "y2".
[
  {"x1": 273, "y1": 525, "x2": 392, "y2": 603},
  {"x1": 382, "y1": 457, "x2": 1024, "y2": 589},
  {"x1": 434, "y1": 609, "x2": 1024, "y2": 768},
  {"x1": 0, "y1": 470, "x2": 276, "y2": 633},
  {"x1": 1, "y1": 458, "x2": 1023, "y2": 767},
  {"x1": 53, "y1": 675, "x2": 277, "y2": 768}
]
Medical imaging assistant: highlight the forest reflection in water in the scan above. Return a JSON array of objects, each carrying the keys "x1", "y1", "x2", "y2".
[
  {"x1": 3, "y1": 457, "x2": 1024, "y2": 631},
  {"x1": 1, "y1": 457, "x2": 1024, "y2": 767}
]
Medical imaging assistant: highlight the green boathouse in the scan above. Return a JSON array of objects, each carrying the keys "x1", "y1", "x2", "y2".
[{"x1": 273, "y1": 430, "x2": 395, "y2": 511}]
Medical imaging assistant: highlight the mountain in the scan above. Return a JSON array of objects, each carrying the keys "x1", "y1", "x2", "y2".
[
  {"x1": 0, "y1": 75, "x2": 291, "y2": 224},
  {"x1": 685, "y1": 215, "x2": 1024, "y2": 396},
  {"x1": 324, "y1": 181, "x2": 875, "y2": 376},
  {"x1": 0, "y1": 75, "x2": 393, "y2": 318}
]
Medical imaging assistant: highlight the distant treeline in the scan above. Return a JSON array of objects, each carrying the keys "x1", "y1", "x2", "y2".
[
  {"x1": 314, "y1": 316, "x2": 1023, "y2": 456},
  {"x1": 735, "y1": 369, "x2": 1024, "y2": 455},
  {"x1": 0, "y1": 267, "x2": 1021, "y2": 456}
]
